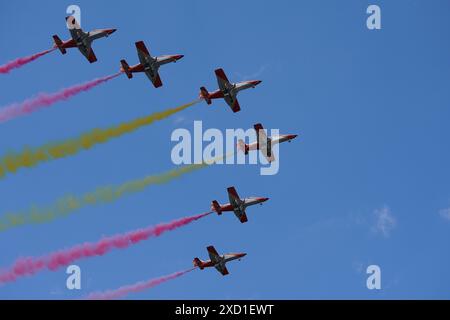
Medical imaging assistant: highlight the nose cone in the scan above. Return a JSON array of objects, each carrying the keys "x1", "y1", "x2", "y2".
[
  {"x1": 173, "y1": 54, "x2": 184, "y2": 61},
  {"x1": 252, "y1": 80, "x2": 262, "y2": 86},
  {"x1": 238, "y1": 253, "x2": 247, "y2": 258},
  {"x1": 261, "y1": 197, "x2": 269, "y2": 202},
  {"x1": 107, "y1": 28, "x2": 117, "y2": 35},
  {"x1": 289, "y1": 134, "x2": 298, "y2": 140}
]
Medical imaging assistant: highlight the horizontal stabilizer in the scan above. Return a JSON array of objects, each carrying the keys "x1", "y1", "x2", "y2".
[
  {"x1": 199, "y1": 87, "x2": 212, "y2": 104},
  {"x1": 211, "y1": 200, "x2": 222, "y2": 215},
  {"x1": 120, "y1": 59, "x2": 133, "y2": 79},
  {"x1": 52, "y1": 35, "x2": 67, "y2": 54},
  {"x1": 193, "y1": 258, "x2": 204, "y2": 270}
]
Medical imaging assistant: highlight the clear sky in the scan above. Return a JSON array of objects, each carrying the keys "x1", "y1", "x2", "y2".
[{"x1": 0, "y1": 0, "x2": 449, "y2": 299}]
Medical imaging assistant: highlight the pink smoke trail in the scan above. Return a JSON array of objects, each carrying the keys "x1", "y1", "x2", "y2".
[
  {"x1": 0, "y1": 48, "x2": 56, "y2": 74},
  {"x1": 0, "y1": 212, "x2": 211, "y2": 284},
  {"x1": 86, "y1": 268, "x2": 196, "y2": 300},
  {"x1": 0, "y1": 72, "x2": 122, "y2": 123}
]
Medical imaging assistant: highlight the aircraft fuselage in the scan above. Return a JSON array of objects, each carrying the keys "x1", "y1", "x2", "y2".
[
  {"x1": 197, "y1": 253, "x2": 247, "y2": 269},
  {"x1": 69, "y1": 28, "x2": 116, "y2": 59},
  {"x1": 249, "y1": 134, "x2": 298, "y2": 150},
  {"x1": 208, "y1": 80, "x2": 262, "y2": 101},
  {"x1": 126, "y1": 54, "x2": 183, "y2": 79},
  {"x1": 219, "y1": 196, "x2": 269, "y2": 212}
]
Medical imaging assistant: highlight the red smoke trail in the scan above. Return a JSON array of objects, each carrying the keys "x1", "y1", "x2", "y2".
[
  {"x1": 0, "y1": 48, "x2": 56, "y2": 74},
  {"x1": 0, "y1": 72, "x2": 122, "y2": 123},
  {"x1": 86, "y1": 268, "x2": 196, "y2": 300},
  {"x1": 0, "y1": 212, "x2": 210, "y2": 284}
]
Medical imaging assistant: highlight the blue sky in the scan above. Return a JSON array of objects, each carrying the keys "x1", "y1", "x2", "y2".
[{"x1": 0, "y1": 0, "x2": 450, "y2": 299}]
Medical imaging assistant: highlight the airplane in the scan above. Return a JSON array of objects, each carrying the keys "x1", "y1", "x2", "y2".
[
  {"x1": 238, "y1": 123, "x2": 298, "y2": 163},
  {"x1": 120, "y1": 41, "x2": 184, "y2": 88},
  {"x1": 211, "y1": 186, "x2": 269, "y2": 223},
  {"x1": 52, "y1": 16, "x2": 116, "y2": 63},
  {"x1": 193, "y1": 245, "x2": 247, "y2": 276},
  {"x1": 199, "y1": 68, "x2": 262, "y2": 113}
]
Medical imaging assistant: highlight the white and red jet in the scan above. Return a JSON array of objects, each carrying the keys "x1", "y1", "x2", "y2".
[
  {"x1": 199, "y1": 68, "x2": 262, "y2": 113},
  {"x1": 120, "y1": 41, "x2": 184, "y2": 88},
  {"x1": 193, "y1": 245, "x2": 246, "y2": 276},
  {"x1": 238, "y1": 123, "x2": 298, "y2": 163},
  {"x1": 211, "y1": 186, "x2": 269, "y2": 223},
  {"x1": 53, "y1": 16, "x2": 116, "y2": 63}
]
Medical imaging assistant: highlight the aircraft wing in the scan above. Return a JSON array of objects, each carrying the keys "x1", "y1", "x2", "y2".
[
  {"x1": 77, "y1": 44, "x2": 97, "y2": 63},
  {"x1": 227, "y1": 187, "x2": 242, "y2": 206},
  {"x1": 135, "y1": 41, "x2": 152, "y2": 65},
  {"x1": 227, "y1": 187, "x2": 248, "y2": 223},
  {"x1": 224, "y1": 97, "x2": 240, "y2": 113},
  {"x1": 215, "y1": 264, "x2": 230, "y2": 276},
  {"x1": 86, "y1": 49, "x2": 97, "y2": 63},
  {"x1": 254, "y1": 123, "x2": 274, "y2": 162},
  {"x1": 145, "y1": 70, "x2": 163, "y2": 88},
  {"x1": 207, "y1": 246, "x2": 221, "y2": 264},
  {"x1": 215, "y1": 68, "x2": 232, "y2": 91},
  {"x1": 237, "y1": 212, "x2": 248, "y2": 223},
  {"x1": 261, "y1": 150, "x2": 275, "y2": 163},
  {"x1": 254, "y1": 123, "x2": 268, "y2": 146},
  {"x1": 215, "y1": 69, "x2": 240, "y2": 112}
]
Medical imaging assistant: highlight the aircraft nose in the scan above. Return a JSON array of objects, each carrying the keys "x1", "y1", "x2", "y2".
[
  {"x1": 240, "y1": 253, "x2": 247, "y2": 258},
  {"x1": 253, "y1": 80, "x2": 262, "y2": 86},
  {"x1": 108, "y1": 29, "x2": 117, "y2": 34},
  {"x1": 262, "y1": 197, "x2": 269, "y2": 202},
  {"x1": 175, "y1": 54, "x2": 184, "y2": 60},
  {"x1": 290, "y1": 134, "x2": 298, "y2": 140}
]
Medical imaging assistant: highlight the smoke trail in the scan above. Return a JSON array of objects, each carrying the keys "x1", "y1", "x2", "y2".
[
  {"x1": 0, "y1": 72, "x2": 121, "y2": 123},
  {"x1": 0, "y1": 212, "x2": 211, "y2": 284},
  {"x1": 0, "y1": 163, "x2": 207, "y2": 232},
  {"x1": 0, "y1": 152, "x2": 231, "y2": 232},
  {"x1": 0, "y1": 100, "x2": 198, "y2": 179},
  {"x1": 86, "y1": 268, "x2": 196, "y2": 300},
  {"x1": 0, "y1": 48, "x2": 56, "y2": 74}
]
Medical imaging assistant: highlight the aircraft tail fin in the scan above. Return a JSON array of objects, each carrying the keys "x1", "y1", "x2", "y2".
[
  {"x1": 193, "y1": 258, "x2": 204, "y2": 270},
  {"x1": 211, "y1": 200, "x2": 222, "y2": 215},
  {"x1": 237, "y1": 139, "x2": 249, "y2": 155},
  {"x1": 120, "y1": 59, "x2": 133, "y2": 79},
  {"x1": 52, "y1": 35, "x2": 67, "y2": 54},
  {"x1": 199, "y1": 87, "x2": 212, "y2": 105}
]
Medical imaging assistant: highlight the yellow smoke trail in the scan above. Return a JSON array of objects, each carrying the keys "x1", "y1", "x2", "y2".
[
  {"x1": 0, "y1": 100, "x2": 199, "y2": 180},
  {"x1": 0, "y1": 152, "x2": 233, "y2": 232}
]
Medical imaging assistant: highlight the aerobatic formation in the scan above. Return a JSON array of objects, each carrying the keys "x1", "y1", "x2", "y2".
[{"x1": 0, "y1": 16, "x2": 298, "y2": 299}]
